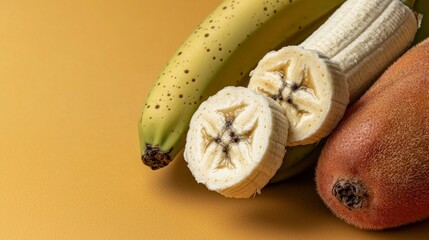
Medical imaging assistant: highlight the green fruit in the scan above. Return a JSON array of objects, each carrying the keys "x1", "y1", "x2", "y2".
[
  {"x1": 138, "y1": 0, "x2": 345, "y2": 170},
  {"x1": 413, "y1": 0, "x2": 429, "y2": 44},
  {"x1": 270, "y1": 142, "x2": 323, "y2": 183}
]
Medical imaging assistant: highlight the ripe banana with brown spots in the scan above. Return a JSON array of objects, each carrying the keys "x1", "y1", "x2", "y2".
[{"x1": 138, "y1": 0, "x2": 346, "y2": 170}]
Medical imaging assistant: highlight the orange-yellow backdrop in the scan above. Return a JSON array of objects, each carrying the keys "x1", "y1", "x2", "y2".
[{"x1": 1, "y1": 0, "x2": 427, "y2": 239}]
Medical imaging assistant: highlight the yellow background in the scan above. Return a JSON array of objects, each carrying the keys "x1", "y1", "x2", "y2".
[{"x1": 1, "y1": 0, "x2": 427, "y2": 239}]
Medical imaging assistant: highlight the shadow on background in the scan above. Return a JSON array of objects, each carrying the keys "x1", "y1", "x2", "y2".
[
  {"x1": 237, "y1": 168, "x2": 337, "y2": 232},
  {"x1": 159, "y1": 154, "x2": 429, "y2": 238},
  {"x1": 157, "y1": 152, "x2": 222, "y2": 200},
  {"x1": 238, "y1": 168, "x2": 429, "y2": 238}
]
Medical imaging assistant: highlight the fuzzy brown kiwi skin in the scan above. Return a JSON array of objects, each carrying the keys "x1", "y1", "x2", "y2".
[{"x1": 315, "y1": 38, "x2": 429, "y2": 230}]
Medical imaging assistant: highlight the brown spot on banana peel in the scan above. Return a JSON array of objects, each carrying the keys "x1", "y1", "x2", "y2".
[{"x1": 142, "y1": 144, "x2": 173, "y2": 170}]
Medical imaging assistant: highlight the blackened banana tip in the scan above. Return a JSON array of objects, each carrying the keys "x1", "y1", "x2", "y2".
[{"x1": 142, "y1": 144, "x2": 172, "y2": 170}]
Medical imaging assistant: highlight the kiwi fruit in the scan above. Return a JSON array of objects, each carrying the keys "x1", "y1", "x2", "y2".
[{"x1": 315, "y1": 38, "x2": 429, "y2": 230}]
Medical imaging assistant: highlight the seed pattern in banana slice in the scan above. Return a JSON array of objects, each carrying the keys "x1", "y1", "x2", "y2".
[
  {"x1": 184, "y1": 87, "x2": 288, "y2": 198},
  {"x1": 248, "y1": 46, "x2": 349, "y2": 146}
]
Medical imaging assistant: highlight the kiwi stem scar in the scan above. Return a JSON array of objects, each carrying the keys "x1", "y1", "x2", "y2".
[{"x1": 332, "y1": 179, "x2": 368, "y2": 210}]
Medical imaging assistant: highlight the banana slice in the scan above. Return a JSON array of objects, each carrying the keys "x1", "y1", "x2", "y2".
[
  {"x1": 248, "y1": 46, "x2": 349, "y2": 146},
  {"x1": 184, "y1": 86, "x2": 288, "y2": 198}
]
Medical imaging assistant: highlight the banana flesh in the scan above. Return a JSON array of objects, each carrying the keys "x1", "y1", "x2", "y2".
[
  {"x1": 184, "y1": 0, "x2": 419, "y2": 195},
  {"x1": 300, "y1": 0, "x2": 418, "y2": 101},
  {"x1": 184, "y1": 87, "x2": 288, "y2": 198},
  {"x1": 276, "y1": 0, "x2": 429, "y2": 182},
  {"x1": 212, "y1": 0, "x2": 418, "y2": 187},
  {"x1": 248, "y1": 46, "x2": 348, "y2": 146},
  {"x1": 248, "y1": 0, "x2": 417, "y2": 145},
  {"x1": 267, "y1": 0, "x2": 419, "y2": 182}
]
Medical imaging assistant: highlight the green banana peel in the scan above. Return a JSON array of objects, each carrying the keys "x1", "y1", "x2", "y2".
[
  {"x1": 413, "y1": 0, "x2": 429, "y2": 44},
  {"x1": 270, "y1": 143, "x2": 320, "y2": 183},
  {"x1": 270, "y1": 141, "x2": 326, "y2": 183},
  {"x1": 401, "y1": 0, "x2": 416, "y2": 8}
]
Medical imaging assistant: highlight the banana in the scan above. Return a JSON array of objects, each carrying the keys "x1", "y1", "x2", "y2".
[
  {"x1": 240, "y1": 0, "x2": 418, "y2": 184},
  {"x1": 248, "y1": 0, "x2": 417, "y2": 146},
  {"x1": 138, "y1": 0, "x2": 346, "y2": 170},
  {"x1": 248, "y1": 46, "x2": 348, "y2": 146},
  {"x1": 184, "y1": 87, "x2": 288, "y2": 198},
  {"x1": 299, "y1": 0, "x2": 418, "y2": 102}
]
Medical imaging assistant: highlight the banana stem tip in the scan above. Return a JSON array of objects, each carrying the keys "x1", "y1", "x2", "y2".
[{"x1": 142, "y1": 144, "x2": 172, "y2": 170}]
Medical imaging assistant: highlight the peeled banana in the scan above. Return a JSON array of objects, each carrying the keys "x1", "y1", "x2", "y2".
[
  {"x1": 299, "y1": 0, "x2": 418, "y2": 101},
  {"x1": 138, "y1": 0, "x2": 346, "y2": 170},
  {"x1": 186, "y1": 0, "x2": 418, "y2": 197},
  {"x1": 249, "y1": 0, "x2": 417, "y2": 145},
  {"x1": 274, "y1": 0, "x2": 420, "y2": 181}
]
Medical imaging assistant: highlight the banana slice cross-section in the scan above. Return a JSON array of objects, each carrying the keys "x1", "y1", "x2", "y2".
[
  {"x1": 248, "y1": 46, "x2": 349, "y2": 146},
  {"x1": 184, "y1": 87, "x2": 288, "y2": 198}
]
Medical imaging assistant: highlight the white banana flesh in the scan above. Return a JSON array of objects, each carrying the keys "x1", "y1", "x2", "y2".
[
  {"x1": 300, "y1": 0, "x2": 418, "y2": 101},
  {"x1": 184, "y1": 0, "x2": 419, "y2": 196},
  {"x1": 248, "y1": 0, "x2": 417, "y2": 145},
  {"x1": 248, "y1": 46, "x2": 348, "y2": 146},
  {"x1": 184, "y1": 87, "x2": 288, "y2": 198}
]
